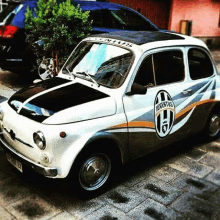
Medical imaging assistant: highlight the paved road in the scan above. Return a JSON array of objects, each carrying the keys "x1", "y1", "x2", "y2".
[{"x1": 0, "y1": 49, "x2": 220, "y2": 219}]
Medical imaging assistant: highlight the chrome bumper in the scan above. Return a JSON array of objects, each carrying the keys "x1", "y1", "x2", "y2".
[{"x1": 0, "y1": 135, "x2": 57, "y2": 177}]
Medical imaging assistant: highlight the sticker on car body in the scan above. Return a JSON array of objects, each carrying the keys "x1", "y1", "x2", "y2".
[{"x1": 155, "y1": 90, "x2": 175, "y2": 138}]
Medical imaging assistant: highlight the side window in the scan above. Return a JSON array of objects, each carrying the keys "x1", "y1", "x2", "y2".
[
  {"x1": 89, "y1": 10, "x2": 103, "y2": 27},
  {"x1": 134, "y1": 55, "x2": 155, "y2": 87},
  {"x1": 188, "y1": 48, "x2": 213, "y2": 80},
  {"x1": 102, "y1": 9, "x2": 123, "y2": 29},
  {"x1": 153, "y1": 50, "x2": 184, "y2": 86}
]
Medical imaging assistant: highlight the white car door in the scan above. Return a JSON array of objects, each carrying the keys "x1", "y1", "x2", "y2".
[{"x1": 123, "y1": 47, "x2": 194, "y2": 159}]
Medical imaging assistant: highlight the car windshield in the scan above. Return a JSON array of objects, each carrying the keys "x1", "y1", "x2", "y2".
[
  {"x1": 63, "y1": 42, "x2": 133, "y2": 88},
  {"x1": 0, "y1": 3, "x2": 22, "y2": 24}
]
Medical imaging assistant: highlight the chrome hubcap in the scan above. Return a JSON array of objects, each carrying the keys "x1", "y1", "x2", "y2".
[
  {"x1": 209, "y1": 114, "x2": 220, "y2": 137},
  {"x1": 79, "y1": 153, "x2": 111, "y2": 191},
  {"x1": 38, "y1": 58, "x2": 55, "y2": 80}
]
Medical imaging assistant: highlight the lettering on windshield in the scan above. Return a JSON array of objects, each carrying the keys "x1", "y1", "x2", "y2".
[{"x1": 87, "y1": 37, "x2": 133, "y2": 48}]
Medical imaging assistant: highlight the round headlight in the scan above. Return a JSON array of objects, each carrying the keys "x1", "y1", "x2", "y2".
[
  {"x1": 33, "y1": 131, "x2": 46, "y2": 150},
  {"x1": 0, "y1": 107, "x2": 4, "y2": 121}
]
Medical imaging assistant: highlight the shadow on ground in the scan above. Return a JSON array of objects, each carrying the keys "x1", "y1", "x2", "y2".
[{"x1": 0, "y1": 71, "x2": 34, "y2": 90}]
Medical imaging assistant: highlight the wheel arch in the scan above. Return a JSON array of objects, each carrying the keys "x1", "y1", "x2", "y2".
[
  {"x1": 203, "y1": 101, "x2": 220, "y2": 139},
  {"x1": 72, "y1": 132, "x2": 124, "y2": 171},
  {"x1": 205, "y1": 101, "x2": 220, "y2": 125},
  {"x1": 210, "y1": 102, "x2": 220, "y2": 113}
]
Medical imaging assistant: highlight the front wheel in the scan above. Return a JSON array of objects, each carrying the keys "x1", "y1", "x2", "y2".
[
  {"x1": 72, "y1": 150, "x2": 113, "y2": 197},
  {"x1": 79, "y1": 152, "x2": 111, "y2": 191}
]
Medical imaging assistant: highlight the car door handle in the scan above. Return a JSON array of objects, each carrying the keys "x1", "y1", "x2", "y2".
[{"x1": 182, "y1": 89, "x2": 193, "y2": 95}]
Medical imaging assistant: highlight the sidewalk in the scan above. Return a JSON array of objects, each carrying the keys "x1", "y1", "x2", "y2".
[{"x1": 0, "y1": 49, "x2": 220, "y2": 219}]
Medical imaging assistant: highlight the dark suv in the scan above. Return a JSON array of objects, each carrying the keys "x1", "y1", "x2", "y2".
[{"x1": 0, "y1": 0, "x2": 160, "y2": 78}]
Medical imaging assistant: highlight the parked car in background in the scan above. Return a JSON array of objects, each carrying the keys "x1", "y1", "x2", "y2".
[
  {"x1": 0, "y1": 0, "x2": 160, "y2": 79},
  {"x1": 0, "y1": 31, "x2": 219, "y2": 196}
]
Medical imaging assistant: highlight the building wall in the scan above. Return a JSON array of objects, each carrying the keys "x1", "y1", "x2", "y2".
[
  {"x1": 169, "y1": 0, "x2": 220, "y2": 37},
  {"x1": 109, "y1": 0, "x2": 171, "y2": 30}
]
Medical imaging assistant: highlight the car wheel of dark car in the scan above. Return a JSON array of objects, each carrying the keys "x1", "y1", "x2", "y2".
[
  {"x1": 38, "y1": 58, "x2": 56, "y2": 80},
  {"x1": 205, "y1": 110, "x2": 220, "y2": 139},
  {"x1": 21, "y1": 46, "x2": 38, "y2": 80}
]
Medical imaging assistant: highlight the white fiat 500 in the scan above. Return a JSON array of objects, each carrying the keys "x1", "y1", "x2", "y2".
[{"x1": 0, "y1": 31, "x2": 219, "y2": 194}]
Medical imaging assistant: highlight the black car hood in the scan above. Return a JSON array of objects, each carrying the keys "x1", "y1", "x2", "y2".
[{"x1": 8, "y1": 78, "x2": 109, "y2": 123}]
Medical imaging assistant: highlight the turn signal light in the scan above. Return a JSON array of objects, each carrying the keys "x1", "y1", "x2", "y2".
[
  {"x1": 0, "y1": 25, "x2": 18, "y2": 39},
  {"x1": 60, "y1": 132, "x2": 66, "y2": 138}
]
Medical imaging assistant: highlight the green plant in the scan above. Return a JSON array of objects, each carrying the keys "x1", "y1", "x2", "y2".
[{"x1": 25, "y1": 0, "x2": 92, "y2": 74}]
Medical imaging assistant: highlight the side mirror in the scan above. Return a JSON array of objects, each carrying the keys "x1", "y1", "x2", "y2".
[{"x1": 126, "y1": 83, "x2": 147, "y2": 96}]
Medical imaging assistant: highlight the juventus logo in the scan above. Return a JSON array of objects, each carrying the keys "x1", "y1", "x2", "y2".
[{"x1": 154, "y1": 90, "x2": 175, "y2": 138}]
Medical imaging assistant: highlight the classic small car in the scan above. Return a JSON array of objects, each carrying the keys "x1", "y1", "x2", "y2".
[{"x1": 0, "y1": 31, "x2": 219, "y2": 195}]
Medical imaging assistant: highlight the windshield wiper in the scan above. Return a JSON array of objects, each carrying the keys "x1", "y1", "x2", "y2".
[
  {"x1": 65, "y1": 66, "x2": 72, "y2": 75},
  {"x1": 76, "y1": 71, "x2": 99, "y2": 87}
]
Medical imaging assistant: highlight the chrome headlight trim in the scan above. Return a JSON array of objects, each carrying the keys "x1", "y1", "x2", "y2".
[{"x1": 33, "y1": 131, "x2": 46, "y2": 150}]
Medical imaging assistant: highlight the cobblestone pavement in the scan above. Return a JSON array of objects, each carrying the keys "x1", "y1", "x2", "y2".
[{"x1": 0, "y1": 49, "x2": 220, "y2": 219}]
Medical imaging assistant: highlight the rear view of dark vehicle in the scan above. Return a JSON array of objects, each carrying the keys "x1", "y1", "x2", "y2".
[{"x1": 0, "y1": 0, "x2": 37, "y2": 75}]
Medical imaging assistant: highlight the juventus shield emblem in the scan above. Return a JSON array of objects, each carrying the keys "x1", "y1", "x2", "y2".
[{"x1": 154, "y1": 90, "x2": 175, "y2": 138}]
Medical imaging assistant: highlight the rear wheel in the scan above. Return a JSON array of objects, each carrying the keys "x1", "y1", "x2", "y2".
[{"x1": 205, "y1": 111, "x2": 220, "y2": 139}]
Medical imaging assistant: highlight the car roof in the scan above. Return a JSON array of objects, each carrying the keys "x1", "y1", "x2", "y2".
[
  {"x1": 21, "y1": 0, "x2": 128, "y2": 10},
  {"x1": 92, "y1": 31, "x2": 185, "y2": 45},
  {"x1": 74, "y1": 1, "x2": 124, "y2": 10},
  {"x1": 88, "y1": 31, "x2": 208, "y2": 49},
  {"x1": 11, "y1": 0, "x2": 126, "y2": 9}
]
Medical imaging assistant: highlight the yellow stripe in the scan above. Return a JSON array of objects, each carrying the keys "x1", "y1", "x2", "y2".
[
  {"x1": 110, "y1": 99, "x2": 215, "y2": 129},
  {"x1": 127, "y1": 121, "x2": 155, "y2": 128},
  {"x1": 175, "y1": 99, "x2": 215, "y2": 119},
  {"x1": 111, "y1": 121, "x2": 154, "y2": 129}
]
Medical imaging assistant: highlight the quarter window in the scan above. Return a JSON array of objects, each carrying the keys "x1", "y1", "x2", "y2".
[
  {"x1": 134, "y1": 55, "x2": 154, "y2": 86},
  {"x1": 188, "y1": 48, "x2": 213, "y2": 80},
  {"x1": 89, "y1": 10, "x2": 103, "y2": 27}
]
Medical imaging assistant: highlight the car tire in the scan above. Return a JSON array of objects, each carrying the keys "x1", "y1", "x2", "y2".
[
  {"x1": 72, "y1": 147, "x2": 114, "y2": 197},
  {"x1": 205, "y1": 110, "x2": 220, "y2": 140},
  {"x1": 38, "y1": 58, "x2": 56, "y2": 80},
  {"x1": 21, "y1": 46, "x2": 38, "y2": 81}
]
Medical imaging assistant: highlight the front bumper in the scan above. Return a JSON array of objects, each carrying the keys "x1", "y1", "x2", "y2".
[{"x1": 0, "y1": 134, "x2": 57, "y2": 177}]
